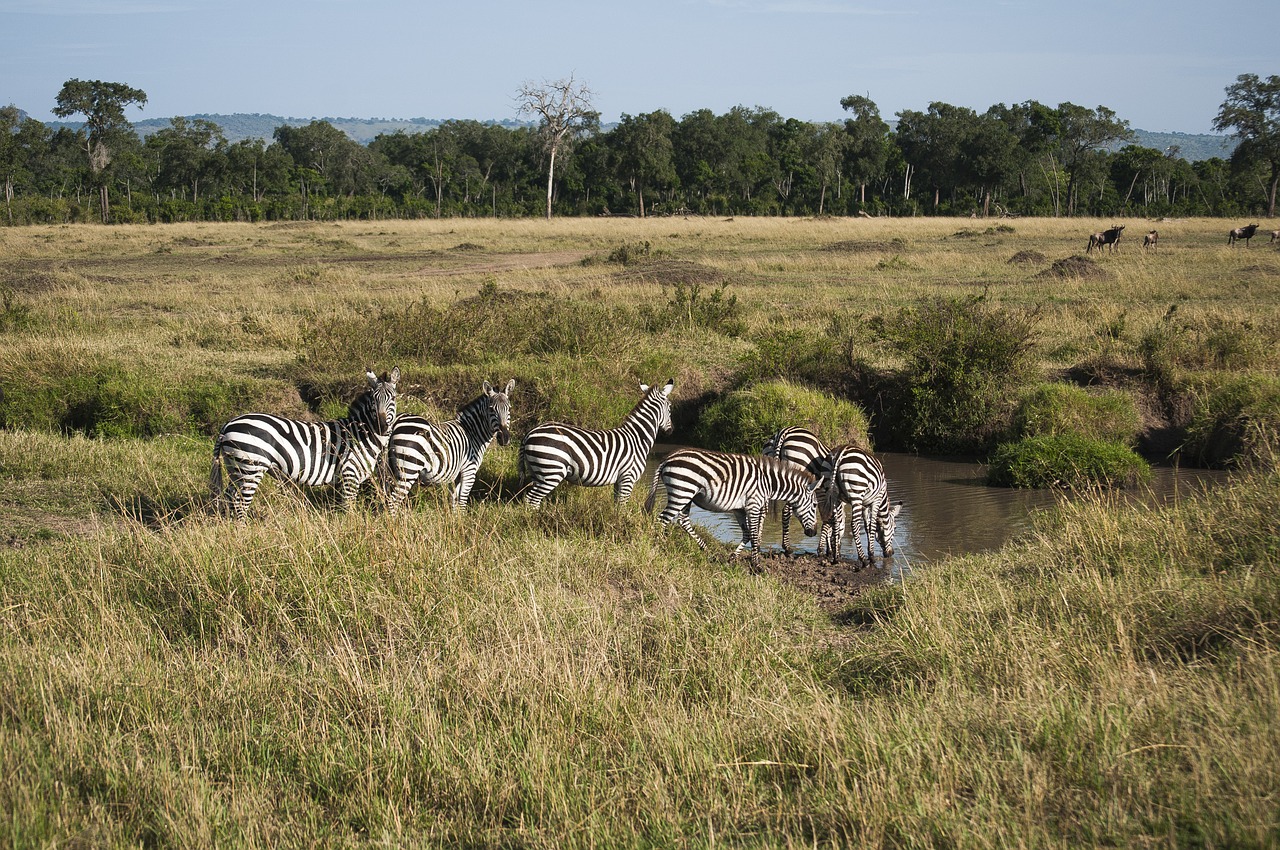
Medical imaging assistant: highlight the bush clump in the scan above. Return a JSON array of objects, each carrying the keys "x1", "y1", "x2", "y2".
[
  {"x1": 693, "y1": 380, "x2": 871, "y2": 453},
  {"x1": 1012, "y1": 383, "x2": 1141, "y2": 445},
  {"x1": 987, "y1": 434, "x2": 1151, "y2": 489},
  {"x1": 1183, "y1": 375, "x2": 1280, "y2": 469},
  {"x1": 877, "y1": 294, "x2": 1038, "y2": 454}
]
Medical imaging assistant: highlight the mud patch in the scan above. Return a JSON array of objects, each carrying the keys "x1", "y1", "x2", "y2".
[
  {"x1": 1036, "y1": 255, "x2": 1110, "y2": 281},
  {"x1": 823, "y1": 239, "x2": 907, "y2": 254},
  {"x1": 758, "y1": 551, "x2": 893, "y2": 611},
  {"x1": 1008, "y1": 250, "x2": 1046, "y2": 264},
  {"x1": 612, "y1": 259, "x2": 725, "y2": 287}
]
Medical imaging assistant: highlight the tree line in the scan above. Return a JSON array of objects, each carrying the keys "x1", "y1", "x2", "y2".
[{"x1": 2, "y1": 74, "x2": 1277, "y2": 225}]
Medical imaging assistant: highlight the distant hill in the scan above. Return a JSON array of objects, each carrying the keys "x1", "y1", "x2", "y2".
[{"x1": 44, "y1": 113, "x2": 1237, "y2": 162}]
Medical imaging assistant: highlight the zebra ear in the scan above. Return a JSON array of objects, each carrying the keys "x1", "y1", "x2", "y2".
[
  {"x1": 504, "y1": 379, "x2": 515, "y2": 395},
  {"x1": 366, "y1": 369, "x2": 377, "y2": 388},
  {"x1": 662, "y1": 379, "x2": 674, "y2": 396},
  {"x1": 389, "y1": 366, "x2": 400, "y2": 385},
  {"x1": 890, "y1": 501, "x2": 903, "y2": 519},
  {"x1": 483, "y1": 380, "x2": 494, "y2": 395},
  {"x1": 639, "y1": 383, "x2": 650, "y2": 393}
]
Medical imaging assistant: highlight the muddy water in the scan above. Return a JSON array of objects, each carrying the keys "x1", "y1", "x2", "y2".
[{"x1": 646, "y1": 447, "x2": 1229, "y2": 577}]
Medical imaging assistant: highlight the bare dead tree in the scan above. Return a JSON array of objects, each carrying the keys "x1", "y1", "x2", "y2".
[{"x1": 515, "y1": 75, "x2": 596, "y2": 220}]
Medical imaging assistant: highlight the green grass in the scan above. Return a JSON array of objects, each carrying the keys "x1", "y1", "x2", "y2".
[{"x1": 1, "y1": 218, "x2": 1279, "y2": 845}]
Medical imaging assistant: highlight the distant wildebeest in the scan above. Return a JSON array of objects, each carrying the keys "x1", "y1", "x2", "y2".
[
  {"x1": 1087, "y1": 224, "x2": 1124, "y2": 253},
  {"x1": 1228, "y1": 223, "x2": 1259, "y2": 247},
  {"x1": 1270, "y1": 229, "x2": 1279, "y2": 244},
  {"x1": 1143, "y1": 230, "x2": 1158, "y2": 251}
]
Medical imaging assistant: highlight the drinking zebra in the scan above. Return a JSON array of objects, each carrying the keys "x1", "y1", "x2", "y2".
[
  {"x1": 1229, "y1": 223, "x2": 1260, "y2": 246},
  {"x1": 762, "y1": 425, "x2": 845, "y2": 555},
  {"x1": 823, "y1": 444, "x2": 901, "y2": 568},
  {"x1": 381, "y1": 379, "x2": 515, "y2": 514},
  {"x1": 518, "y1": 379, "x2": 674, "y2": 508},
  {"x1": 210, "y1": 367, "x2": 400, "y2": 521},
  {"x1": 643, "y1": 448, "x2": 823, "y2": 571}
]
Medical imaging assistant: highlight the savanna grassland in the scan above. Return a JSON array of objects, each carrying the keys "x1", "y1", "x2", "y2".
[{"x1": 1, "y1": 216, "x2": 1278, "y2": 847}]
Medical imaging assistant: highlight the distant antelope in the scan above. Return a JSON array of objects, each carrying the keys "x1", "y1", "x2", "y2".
[
  {"x1": 1228, "y1": 223, "x2": 1259, "y2": 246},
  {"x1": 1270, "y1": 229, "x2": 1279, "y2": 244},
  {"x1": 1142, "y1": 230, "x2": 1158, "y2": 251},
  {"x1": 1087, "y1": 224, "x2": 1124, "y2": 253}
]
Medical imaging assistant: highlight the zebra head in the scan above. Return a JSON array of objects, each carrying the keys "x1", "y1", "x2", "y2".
[
  {"x1": 360, "y1": 366, "x2": 400, "y2": 435},
  {"x1": 484, "y1": 379, "x2": 516, "y2": 446},
  {"x1": 639, "y1": 378, "x2": 675, "y2": 436},
  {"x1": 878, "y1": 499, "x2": 903, "y2": 557}
]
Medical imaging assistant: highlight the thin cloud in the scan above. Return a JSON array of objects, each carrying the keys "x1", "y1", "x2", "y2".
[
  {"x1": 5, "y1": 1, "x2": 195, "y2": 14},
  {"x1": 705, "y1": 0, "x2": 911, "y2": 14}
]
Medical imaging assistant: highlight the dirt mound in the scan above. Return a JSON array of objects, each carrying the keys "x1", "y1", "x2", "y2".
[
  {"x1": 823, "y1": 239, "x2": 907, "y2": 254},
  {"x1": 1036, "y1": 255, "x2": 1110, "y2": 280},
  {"x1": 1008, "y1": 250, "x2": 1046, "y2": 264},
  {"x1": 757, "y1": 551, "x2": 893, "y2": 611},
  {"x1": 612, "y1": 259, "x2": 725, "y2": 287}
]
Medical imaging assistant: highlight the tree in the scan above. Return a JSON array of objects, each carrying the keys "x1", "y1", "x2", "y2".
[
  {"x1": 51, "y1": 79, "x2": 147, "y2": 223},
  {"x1": 1214, "y1": 73, "x2": 1280, "y2": 217},
  {"x1": 148, "y1": 117, "x2": 227, "y2": 204},
  {"x1": 515, "y1": 75, "x2": 597, "y2": 219},
  {"x1": 840, "y1": 95, "x2": 890, "y2": 207},
  {"x1": 1050, "y1": 103, "x2": 1132, "y2": 216},
  {"x1": 609, "y1": 111, "x2": 677, "y2": 217}
]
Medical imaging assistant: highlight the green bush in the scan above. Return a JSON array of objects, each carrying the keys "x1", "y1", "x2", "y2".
[
  {"x1": 877, "y1": 294, "x2": 1038, "y2": 454},
  {"x1": 1139, "y1": 308, "x2": 1280, "y2": 394},
  {"x1": 987, "y1": 434, "x2": 1151, "y2": 489},
  {"x1": 1013, "y1": 383, "x2": 1141, "y2": 445},
  {"x1": 1184, "y1": 375, "x2": 1280, "y2": 468},
  {"x1": 639, "y1": 282, "x2": 744, "y2": 338},
  {"x1": 693, "y1": 380, "x2": 871, "y2": 453}
]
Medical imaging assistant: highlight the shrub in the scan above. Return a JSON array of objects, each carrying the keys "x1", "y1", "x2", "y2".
[
  {"x1": 1183, "y1": 375, "x2": 1280, "y2": 468},
  {"x1": 1140, "y1": 308, "x2": 1280, "y2": 394},
  {"x1": 692, "y1": 380, "x2": 871, "y2": 453},
  {"x1": 987, "y1": 434, "x2": 1151, "y2": 489},
  {"x1": 877, "y1": 294, "x2": 1038, "y2": 454},
  {"x1": 1012, "y1": 383, "x2": 1141, "y2": 446},
  {"x1": 639, "y1": 282, "x2": 744, "y2": 337}
]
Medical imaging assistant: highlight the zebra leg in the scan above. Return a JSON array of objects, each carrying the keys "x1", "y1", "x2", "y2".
[
  {"x1": 385, "y1": 468, "x2": 419, "y2": 515},
  {"x1": 338, "y1": 472, "x2": 363, "y2": 513},
  {"x1": 746, "y1": 501, "x2": 767, "y2": 573},
  {"x1": 827, "y1": 503, "x2": 846, "y2": 564},
  {"x1": 672, "y1": 510, "x2": 709, "y2": 550},
  {"x1": 523, "y1": 469, "x2": 566, "y2": 508},
  {"x1": 852, "y1": 508, "x2": 871, "y2": 569},
  {"x1": 780, "y1": 504, "x2": 793, "y2": 554},
  {"x1": 228, "y1": 465, "x2": 268, "y2": 522},
  {"x1": 454, "y1": 468, "x2": 478, "y2": 510}
]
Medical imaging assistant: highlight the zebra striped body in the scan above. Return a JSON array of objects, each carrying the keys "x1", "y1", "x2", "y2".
[
  {"x1": 644, "y1": 448, "x2": 822, "y2": 570},
  {"x1": 762, "y1": 426, "x2": 847, "y2": 555},
  {"x1": 823, "y1": 444, "x2": 901, "y2": 568},
  {"x1": 382, "y1": 379, "x2": 515, "y2": 513},
  {"x1": 210, "y1": 368, "x2": 400, "y2": 521},
  {"x1": 519, "y1": 379, "x2": 674, "y2": 508}
]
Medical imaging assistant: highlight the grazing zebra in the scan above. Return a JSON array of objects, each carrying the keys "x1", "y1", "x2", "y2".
[
  {"x1": 1229, "y1": 223, "x2": 1260, "y2": 246},
  {"x1": 643, "y1": 448, "x2": 823, "y2": 571},
  {"x1": 1087, "y1": 224, "x2": 1124, "y2": 253},
  {"x1": 762, "y1": 425, "x2": 846, "y2": 555},
  {"x1": 1143, "y1": 230, "x2": 1158, "y2": 251},
  {"x1": 519, "y1": 379, "x2": 674, "y2": 508},
  {"x1": 823, "y1": 444, "x2": 901, "y2": 569},
  {"x1": 210, "y1": 367, "x2": 400, "y2": 521},
  {"x1": 382, "y1": 379, "x2": 515, "y2": 514}
]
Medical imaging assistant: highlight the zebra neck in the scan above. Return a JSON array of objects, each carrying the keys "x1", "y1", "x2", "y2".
[
  {"x1": 457, "y1": 403, "x2": 494, "y2": 445},
  {"x1": 620, "y1": 399, "x2": 662, "y2": 442}
]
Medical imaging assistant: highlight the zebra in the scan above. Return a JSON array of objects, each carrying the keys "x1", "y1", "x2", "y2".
[
  {"x1": 1087, "y1": 224, "x2": 1124, "y2": 254},
  {"x1": 643, "y1": 448, "x2": 823, "y2": 571},
  {"x1": 518, "y1": 379, "x2": 674, "y2": 508},
  {"x1": 822, "y1": 444, "x2": 902, "y2": 569},
  {"x1": 381, "y1": 379, "x2": 515, "y2": 514},
  {"x1": 210, "y1": 367, "x2": 400, "y2": 521},
  {"x1": 762, "y1": 425, "x2": 847, "y2": 555},
  {"x1": 1229, "y1": 223, "x2": 1260, "y2": 247}
]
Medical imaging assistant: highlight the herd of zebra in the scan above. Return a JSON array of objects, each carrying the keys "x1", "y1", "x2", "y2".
[{"x1": 209, "y1": 370, "x2": 901, "y2": 570}]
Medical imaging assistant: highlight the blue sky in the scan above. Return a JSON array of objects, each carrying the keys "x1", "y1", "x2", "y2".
[{"x1": 3, "y1": 0, "x2": 1272, "y2": 135}]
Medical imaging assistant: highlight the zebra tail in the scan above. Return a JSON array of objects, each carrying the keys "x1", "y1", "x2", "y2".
[
  {"x1": 642, "y1": 466, "x2": 661, "y2": 515},
  {"x1": 208, "y1": 437, "x2": 224, "y2": 509}
]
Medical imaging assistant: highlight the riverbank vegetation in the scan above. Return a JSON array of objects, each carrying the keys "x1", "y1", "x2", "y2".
[{"x1": 0, "y1": 216, "x2": 1278, "y2": 844}]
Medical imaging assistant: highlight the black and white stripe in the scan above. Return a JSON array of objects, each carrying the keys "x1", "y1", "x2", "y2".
[
  {"x1": 823, "y1": 444, "x2": 901, "y2": 568},
  {"x1": 382, "y1": 379, "x2": 515, "y2": 513},
  {"x1": 519, "y1": 379, "x2": 674, "y2": 508},
  {"x1": 762, "y1": 425, "x2": 845, "y2": 555},
  {"x1": 210, "y1": 367, "x2": 399, "y2": 521},
  {"x1": 643, "y1": 448, "x2": 822, "y2": 570}
]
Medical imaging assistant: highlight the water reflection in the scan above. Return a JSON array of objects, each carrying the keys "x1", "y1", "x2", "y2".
[{"x1": 646, "y1": 447, "x2": 1228, "y2": 571}]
